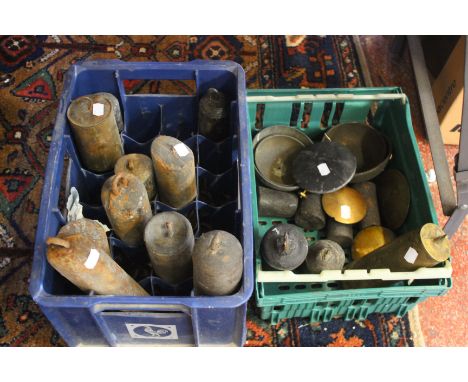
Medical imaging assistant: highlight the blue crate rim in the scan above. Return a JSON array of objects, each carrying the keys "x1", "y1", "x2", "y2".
[{"x1": 29, "y1": 60, "x2": 254, "y2": 310}]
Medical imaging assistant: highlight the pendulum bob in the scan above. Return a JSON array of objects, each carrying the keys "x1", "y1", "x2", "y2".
[
  {"x1": 374, "y1": 169, "x2": 411, "y2": 230},
  {"x1": 258, "y1": 186, "x2": 298, "y2": 218},
  {"x1": 294, "y1": 192, "x2": 326, "y2": 231},
  {"x1": 46, "y1": 234, "x2": 148, "y2": 296},
  {"x1": 306, "y1": 240, "x2": 346, "y2": 273},
  {"x1": 115, "y1": 153, "x2": 157, "y2": 201},
  {"x1": 198, "y1": 88, "x2": 228, "y2": 142},
  {"x1": 322, "y1": 187, "x2": 367, "y2": 225},
  {"x1": 344, "y1": 223, "x2": 450, "y2": 289},
  {"x1": 292, "y1": 141, "x2": 357, "y2": 194},
  {"x1": 66, "y1": 92, "x2": 124, "y2": 173},
  {"x1": 101, "y1": 173, "x2": 152, "y2": 246},
  {"x1": 193, "y1": 230, "x2": 243, "y2": 296},
  {"x1": 323, "y1": 122, "x2": 392, "y2": 183},
  {"x1": 144, "y1": 212, "x2": 194, "y2": 285},
  {"x1": 326, "y1": 219, "x2": 354, "y2": 248},
  {"x1": 253, "y1": 125, "x2": 313, "y2": 192},
  {"x1": 352, "y1": 226, "x2": 395, "y2": 260},
  {"x1": 352, "y1": 181, "x2": 381, "y2": 229},
  {"x1": 151, "y1": 135, "x2": 197, "y2": 208},
  {"x1": 260, "y1": 223, "x2": 308, "y2": 271},
  {"x1": 58, "y1": 218, "x2": 110, "y2": 256}
]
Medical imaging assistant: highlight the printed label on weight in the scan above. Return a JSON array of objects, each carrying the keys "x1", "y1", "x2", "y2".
[
  {"x1": 404, "y1": 247, "x2": 419, "y2": 264},
  {"x1": 92, "y1": 103, "x2": 105, "y2": 116},
  {"x1": 317, "y1": 163, "x2": 331, "y2": 176},
  {"x1": 84, "y1": 248, "x2": 100, "y2": 269},
  {"x1": 340, "y1": 205, "x2": 351, "y2": 219},
  {"x1": 125, "y1": 323, "x2": 178, "y2": 340},
  {"x1": 173, "y1": 143, "x2": 190, "y2": 157}
]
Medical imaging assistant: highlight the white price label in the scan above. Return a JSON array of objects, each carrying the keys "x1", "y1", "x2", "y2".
[
  {"x1": 84, "y1": 248, "x2": 100, "y2": 269},
  {"x1": 173, "y1": 143, "x2": 190, "y2": 157},
  {"x1": 340, "y1": 205, "x2": 351, "y2": 219},
  {"x1": 317, "y1": 162, "x2": 331, "y2": 176},
  {"x1": 92, "y1": 103, "x2": 105, "y2": 116},
  {"x1": 404, "y1": 247, "x2": 419, "y2": 264}
]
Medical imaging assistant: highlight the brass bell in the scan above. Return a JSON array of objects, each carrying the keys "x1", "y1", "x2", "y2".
[{"x1": 321, "y1": 187, "x2": 367, "y2": 224}]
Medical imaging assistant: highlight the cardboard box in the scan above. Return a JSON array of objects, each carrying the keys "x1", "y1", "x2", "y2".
[{"x1": 431, "y1": 36, "x2": 464, "y2": 145}]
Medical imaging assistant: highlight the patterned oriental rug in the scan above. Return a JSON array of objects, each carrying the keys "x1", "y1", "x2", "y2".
[{"x1": 0, "y1": 35, "x2": 417, "y2": 346}]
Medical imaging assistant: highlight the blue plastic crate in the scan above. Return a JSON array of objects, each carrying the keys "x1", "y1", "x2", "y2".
[{"x1": 29, "y1": 60, "x2": 253, "y2": 346}]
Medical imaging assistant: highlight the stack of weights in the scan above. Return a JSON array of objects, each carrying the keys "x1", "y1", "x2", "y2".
[
  {"x1": 255, "y1": 123, "x2": 450, "y2": 288},
  {"x1": 46, "y1": 89, "x2": 244, "y2": 297}
]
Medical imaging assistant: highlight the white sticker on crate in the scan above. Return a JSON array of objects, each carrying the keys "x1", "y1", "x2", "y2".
[
  {"x1": 404, "y1": 247, "x2": 419, "y2": 264},
  {"x1": 84, "y1": 248, "x2": 100, "y2": 269},
  {"x1": 340, "y1": 205, "x2": 351, "y2": 219},
  {"x1": 173, "y1": 143, "x2": 190, "y2": 157},
  {"x1": 125, "y1": 324, "x2": 178, "y2": 340},
  {"x1": 317, "y1": 162, "x2": 331, "y2": 176},
  {"x1": 92, "y1": 103, "x2": 105, "y2": 116}
]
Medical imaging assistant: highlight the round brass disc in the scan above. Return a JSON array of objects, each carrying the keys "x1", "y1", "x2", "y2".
[
  {"x1": 321, "y1": 187, "x2": 367, "y2": 224},
  {"x1": 375, "y1": 169, "x2": 411, "y2": 230},
  {"x1": 352, "y1": 226, "x2": 395, "y2": 260},
  {"x1": 421, "y1": 223, "x2": 451, "y2": 263}
]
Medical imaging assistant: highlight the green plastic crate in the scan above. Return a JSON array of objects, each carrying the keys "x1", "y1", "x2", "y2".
[{"x1": 247, "y1": 87, "x2": 452, "y2": 325}]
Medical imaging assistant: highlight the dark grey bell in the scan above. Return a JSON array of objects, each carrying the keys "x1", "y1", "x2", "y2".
[
  {"x1": 261, "y1": 224, "x2": 308, "y2": 271},
  {"x1": 306, "y1": 240, "x2": 346, "y2": 273}
]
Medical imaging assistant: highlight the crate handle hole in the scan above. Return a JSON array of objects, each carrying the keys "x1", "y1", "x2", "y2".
[
  {"x1": 331, "y1": 102, "x2": 345, "y2": 125},
  {"x1": 255, "y1": 103, "x2": 265, "y2": 129},
  {"x1": 290, "y1": 102, "x2": 301, "y2": 127},
  {"x1": 278, "y1": 285, "x2": 290, "y2": 291},
  {"x1": 320, "y1": 102, "x2": 333, "y2": 129},
  {"x1": 301, "y1": 103, "x2": 312, "y2": 129},
  {"x1": 310, "y1": 284, "x2": 322, "y2": 289}
]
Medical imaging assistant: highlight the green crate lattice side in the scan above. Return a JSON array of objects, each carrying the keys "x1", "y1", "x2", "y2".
[{"x1": 247, "y1": 87, "x2": 451, "y2": 325}]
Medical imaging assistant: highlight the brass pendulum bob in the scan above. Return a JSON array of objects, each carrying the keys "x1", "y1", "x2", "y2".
[
  {"x1": 321, "y1": 187, "x2": 367, "y2": 225},
  {"x1": 351, "y1": 226, "x2": 395, "y2": 260}
]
